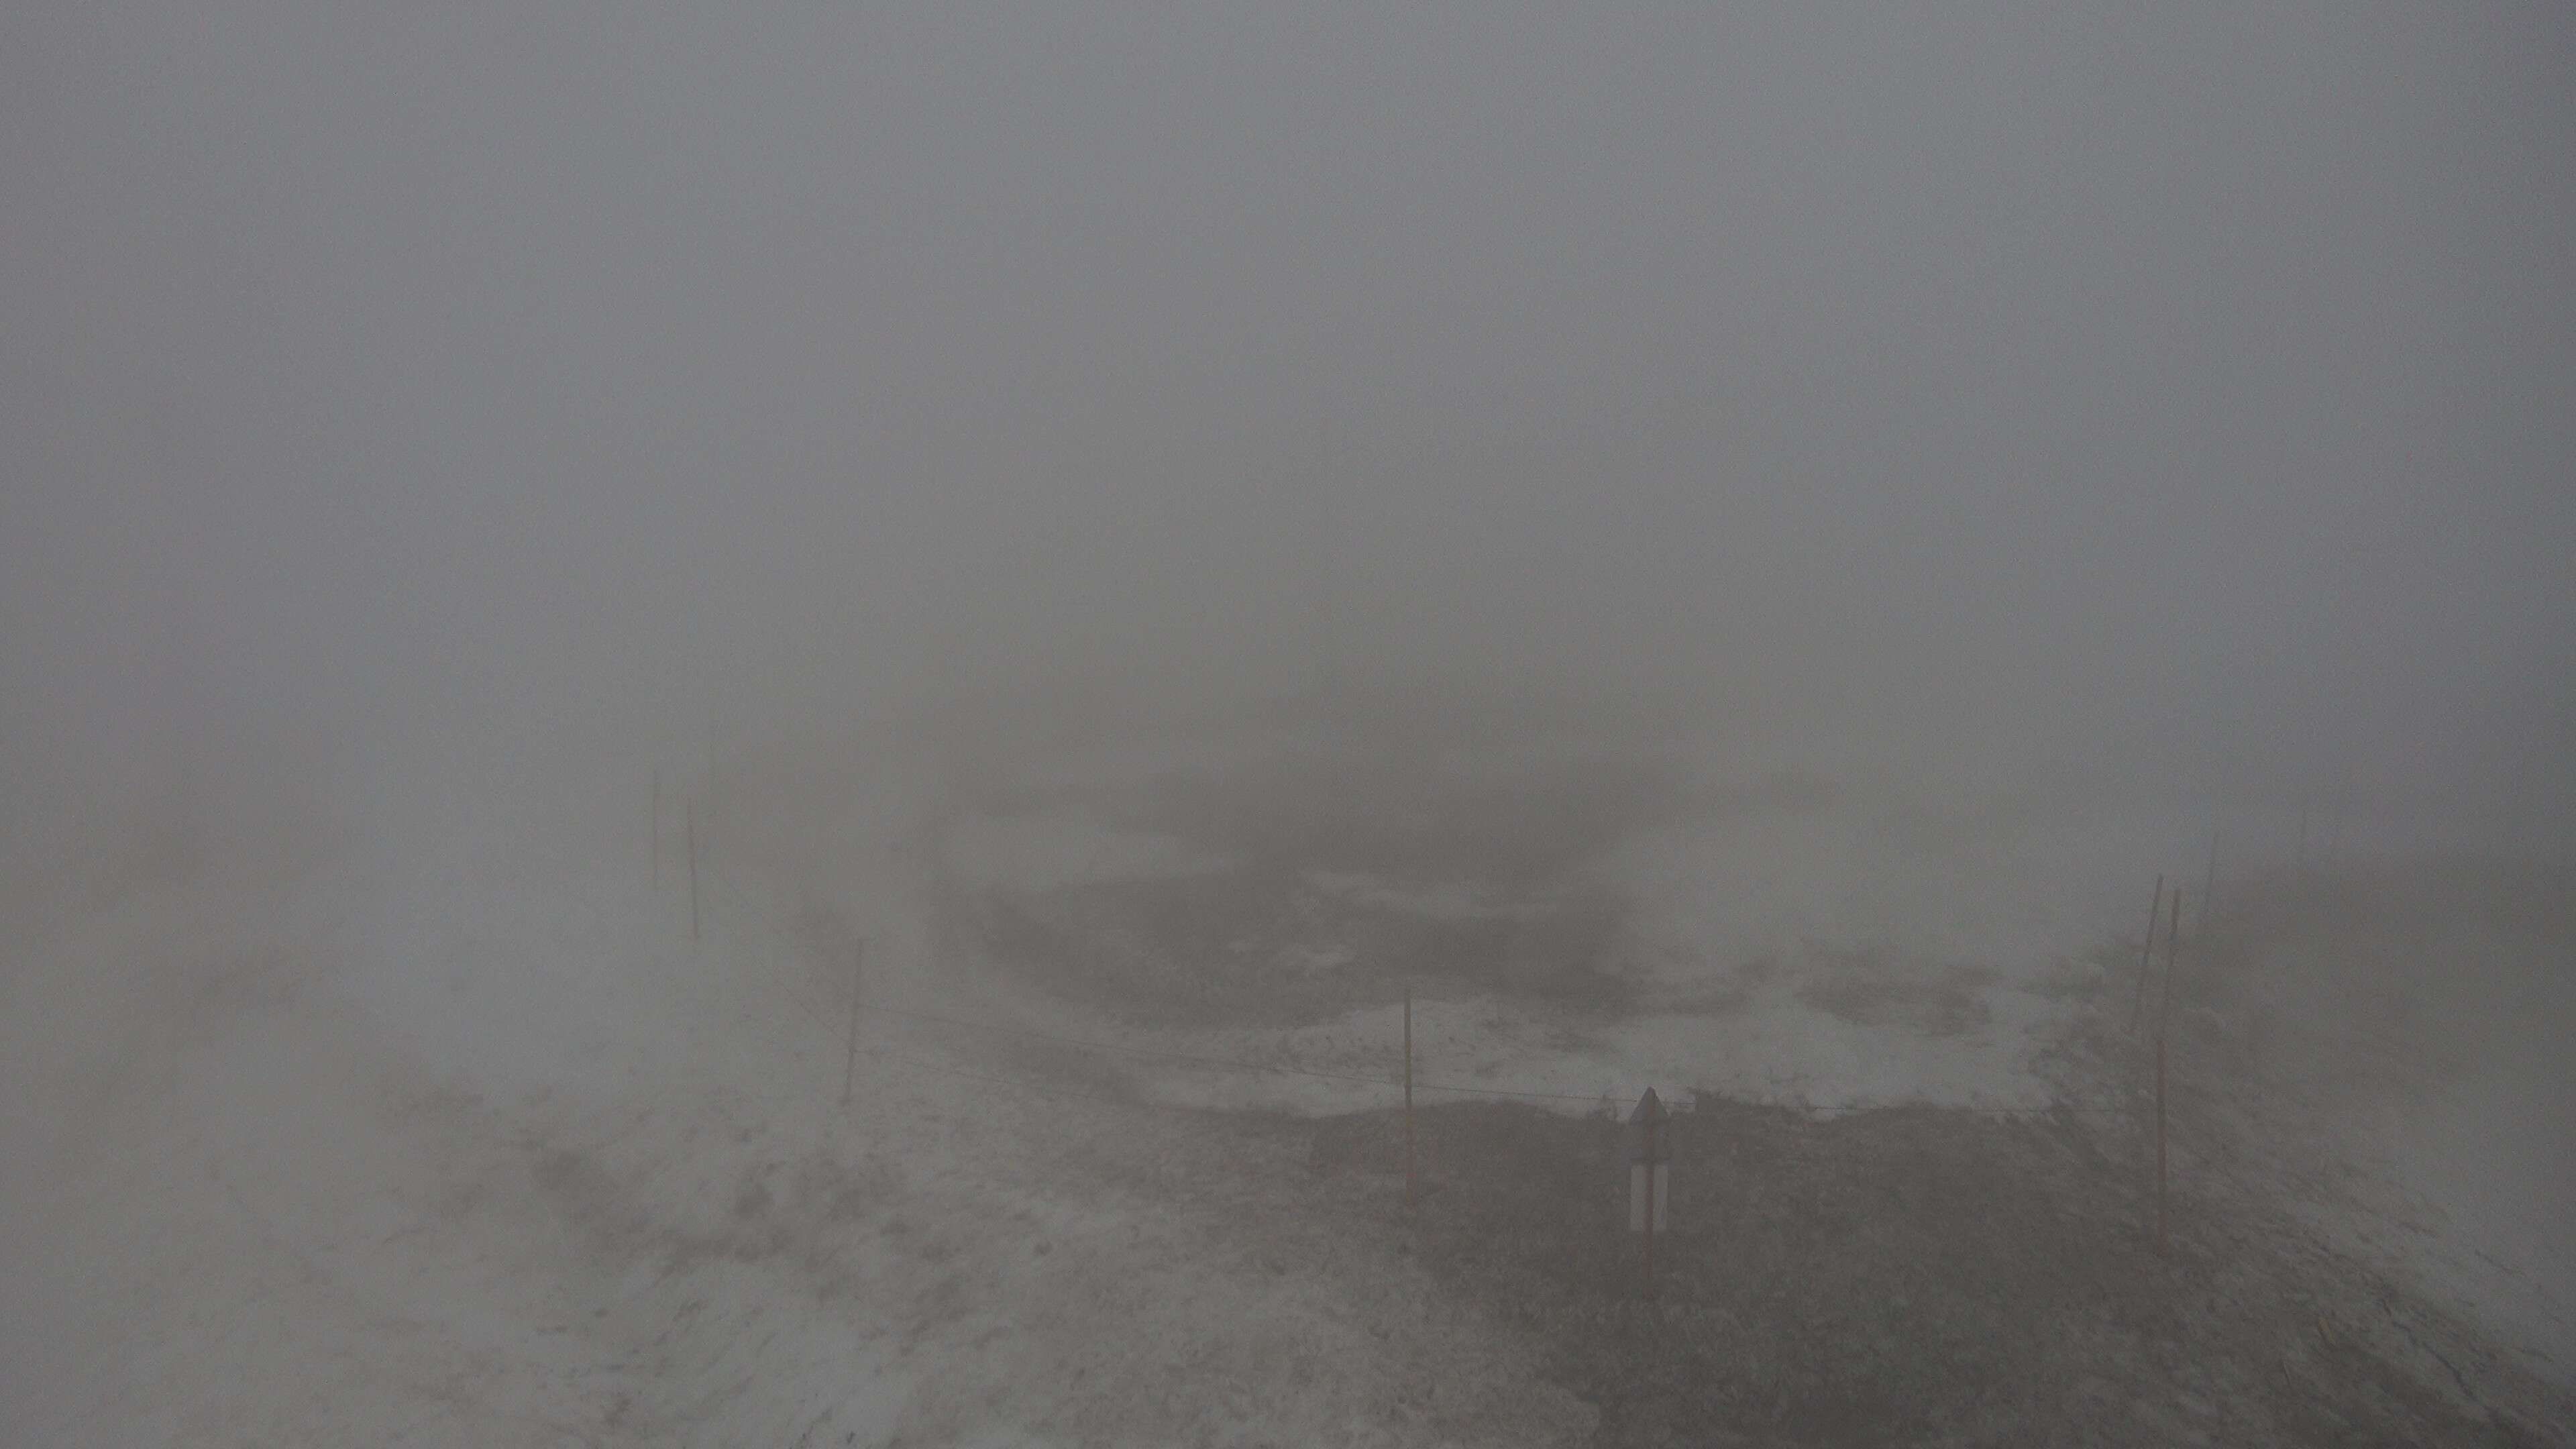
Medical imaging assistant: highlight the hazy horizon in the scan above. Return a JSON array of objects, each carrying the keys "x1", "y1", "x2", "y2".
[{"x1": 7, "y1": 1, "x2": 2572, "y2": 847}]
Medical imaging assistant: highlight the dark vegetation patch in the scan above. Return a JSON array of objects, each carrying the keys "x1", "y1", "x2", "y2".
[
  {"x1": 1103, "y1": 749, "x2": 1684, "y2": 891},
  {"x1": 1302, "y1": 1099, "x2": 2565, "y2": 1448},
  {"x1": 528, "y1": 1129, "x2": 910, "y2": 1301},
  {"x1": 1645, "y1": 945, "x2": 1782, "y2": 1018},
  {"x1": 959, "y1": 749, "x2": 1681, "y2": 1026},
  {"x1": 1793, "y1": 949, "x2": 1998, "y2": 1038},
  {"x1": 967, "y1": 869, "x2": 1635, "y2": 1027}
]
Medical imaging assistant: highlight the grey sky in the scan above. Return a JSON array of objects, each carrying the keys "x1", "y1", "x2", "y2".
[{"x1": 5, "y1": 1, "x2": 2571, "y2": 826}]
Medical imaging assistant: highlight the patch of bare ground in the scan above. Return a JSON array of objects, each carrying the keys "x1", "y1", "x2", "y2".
[
  {"x1": 1794, "y1": 949, "x2": 1998, "y2": 1038},
  {"x1": 1304, "y1": 1097, "x2": 2574, "y2": 1447},
  {"x1": 945, "y1": 747, "x2": 1684, "y2": 1026}
]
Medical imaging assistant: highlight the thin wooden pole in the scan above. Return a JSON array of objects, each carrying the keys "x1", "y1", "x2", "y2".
[
  {"x1": 2129, "y1": 874, "x2": 2163, "y2": 1032},
  {"x1": 2154, "y1": 1026, "x2": 2169, "y2": 1256},
  {"x1": 2200, "y1": 830, "x2": 2218, "y2": 933},
  {"x1": 2159, "y1": 887, "x2": 2184, "y2": 1041},
  {"x1": 1403, "y1": 987, "x2": 1415, "y2": 1209},
  {"x1": 2155, "y1": 886, "x2": 2182, "y2": 1256},
  {"x1": 686, "y1": 800, "x2": 700, "y2": 945},
  {"x1": 841, "y1": 938, "x2": 866, "y2": 1107}
]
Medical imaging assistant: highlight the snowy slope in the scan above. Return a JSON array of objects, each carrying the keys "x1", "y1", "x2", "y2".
[
  {"x1": 6, "y1": 733, "x2": 2566, "y2": 1445},
  {"x1": 1, "y1": 766, "x2": 1597, "y2": 1447}
]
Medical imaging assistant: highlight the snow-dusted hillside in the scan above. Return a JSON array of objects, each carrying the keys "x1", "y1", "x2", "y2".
[{"x1": 5, "y1": 727, "x2": 2569, "y2": 1446}]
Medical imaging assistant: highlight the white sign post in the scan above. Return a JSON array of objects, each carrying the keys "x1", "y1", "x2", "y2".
[{"x1": 1626, "y1": 1088, "x2": 1671, "y2": 1297}]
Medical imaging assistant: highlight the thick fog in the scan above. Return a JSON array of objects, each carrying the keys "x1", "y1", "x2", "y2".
[
  {"x1": 6, "y1": 0, "x2": 2571, "y2": 846},
  {"x1": 11, "y1": 6, "x2": 2576, "y2": 1444}
]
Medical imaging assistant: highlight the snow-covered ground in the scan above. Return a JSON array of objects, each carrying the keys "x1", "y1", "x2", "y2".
[
  {"x1": 4, "y1": 730, "x2": 2567, "y2": 1444},
  {"x1": 919, "y1": 751, "x2": 2286, "y2": 1120},
  {"x1": 902, "y1": 730, "x2": 2576, "y2": 1385},
  {"x1": 1, "y1": 758, "x2": 1600, "y2": 1446}
]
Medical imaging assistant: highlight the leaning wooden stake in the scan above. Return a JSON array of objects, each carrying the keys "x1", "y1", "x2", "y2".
[
  {"x1": 1403, "y1": 987, "x2": 1416, "y2": 1209},
  {"x1": 2129, "y1": 873, "x2": 2164, "y2": 1032},
  {"x1": 2159, "y1": 886, "x2": 2184, "y2": 1040},
  {"x1": 686, "y1": 800, "x2": 700, "y2": 945},
  {"x1": 841, "y1": 938, "x2": 866, "y2": 1107}
]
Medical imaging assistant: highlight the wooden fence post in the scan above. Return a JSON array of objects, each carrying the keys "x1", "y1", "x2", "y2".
[
  {"x1": 2129, "y1": 874, "x2": 2163, "y2": 1032},
  {"x1": 2200, "y1": 830, "x2": 2218, "y2": 932},
  {"x1": 2159, "y1": 887, "x2": 2184, "y2": 1039},
  {"x1": 2155, "y1": 886, "x2": 2182, "y2": 1255},
  {"x1": 1403, "y1": 987, "x2": 1416, "y2": 1209},
  {"x1": 2155, "y1": 1026, "x2": 2169, "y2": 1255},
  {"x1": 842, "y1": 938, "x2": 866, "y2": 1107}
]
